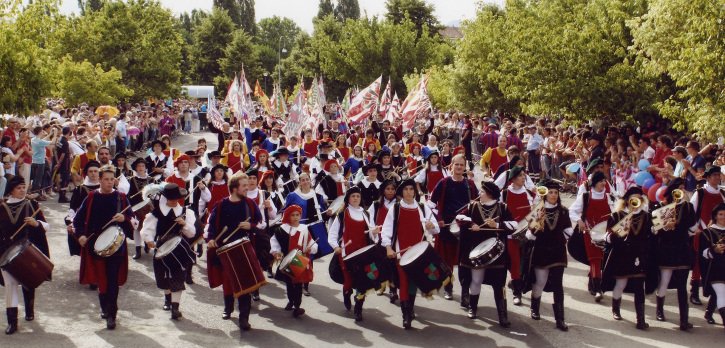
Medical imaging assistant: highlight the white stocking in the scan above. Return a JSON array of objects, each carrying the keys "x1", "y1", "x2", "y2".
[
  {"x1": 612, "y1": 278, "x2": 628, "y2": 300},
  {"x1": 657, "y1": 269, "x2": 673, "y2": 297},
  {"x1": 171, "y1": 291, "x2": 182, "y2": 303},
  {"x1": 1, "y1": 270, "x2": 19, "y2": 308},
  {"x1": 469, "y1": 269, "x2": 485, "y2": 296},
  {"x1": 712, "y1": 283, "x2": 725, "y2": 309},
  {"x1": 532, "y1": 268, "x2": 549, "y2": 298}
]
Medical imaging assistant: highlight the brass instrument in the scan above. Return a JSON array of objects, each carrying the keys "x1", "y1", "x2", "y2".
[
  {"x1": 651, "y1": 189, "x2": 684, "y2": 233},
  {"x1": 526, "y1": 186, "x2": 549, "y2": 232},
  {"x1": 610, "y1": 196, "x2": 643, "y2": 237}
]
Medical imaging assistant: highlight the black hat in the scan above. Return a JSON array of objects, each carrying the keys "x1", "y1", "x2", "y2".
[
  {"x1": 396, "y1": 178, "x2": 419, "y2": 199},
  {"x1": 185, "y1": 150, "x2": 202, "y2": 158},
  {"x1": 480, "y1": 181, "x2": 500, "y2": 200},
  {"x1": 538, "y1": 178, "x2": 561, "y2": 191},
  {"x1": 711, "y1": 203, "x2": 725, "y2": 224},
  {"x1": 131, "y1": 158, "x2": 146, "y2": 171},
  {"x1": 586, "y1": 158, "x2": 603, "y2": 174},
  {"x1": 590, "y1": 171, "x2": 607, "y2": 187},
  {"x1": 83, "y1": 160, "x2": 101, "y2": 175},
  {"x1": 425, "y1": 150, "x2": 440, "y2": 161},
  {"x1": 271, "y1": 147, "x2": 290, "y2": 157},
  {"x1": 508, "y1": 155, "x2": 521, "y2": 169},
  {"x1": 623, "y1": 186, "x2": 644, "y2": 200},
  {"x1": 161, "y1": 183, "x2": 187, "y2": 200},
  {"x1": 344, "y1": 186, "x2": 362, "y2": 205},
  {"x1": 246, "y1": 168, "x2": 259, "y2": 178},
  {"x1": 704, "y1": 166, "x2": 721, "y2": 178},
  {"x1": 207, "y1": 150, "x2": 222, "y2": 159},
  {"x1": 318, "y1": 141, "x2": 333, "y2": 149},
  {"x1": 4, "y1": 176, "x2": 25, "y2": 196},
  {"x1": 376, "y1": 149, "x2": 391, "y2": 159},
  {"x1": 150, "y1": 140, "x2": 166, "y2": 150},
  {"x1": 664, "y1": 178, "x2": 684, "y2": 202},
  {"x1": 508, "y1": 166, "x2": 525, "y2": 180},
  {"x1": 380, "y1": 178, "x2": 397, "y2": 191},
  {"x1": 590, "y1": 133, "x2": 604, "y2": 143},
  {"x1": 363, "y1": 163, "x2": 378, "y2": 174},
  {"x1": 113, "y1": 152, "x2": 127, "y2": 161}
]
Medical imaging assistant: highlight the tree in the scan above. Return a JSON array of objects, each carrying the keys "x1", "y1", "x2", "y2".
[
  {"x1": 213, "y1": 0, "x2": 255, "y2": 34},
  {"x1": 385, "y1": 0, "x2": 442, "y2": 38},
  {"x1": 0, "y1": 24, "x2": 51, "y2": 115},
  {"x1": 189, "y1": 7, "x2": 236, "y2": 85},
  {"x1": 630, "y1": 0, "x2": 725, "y2": 141},
  {"x1": 255, "y1": 16, "x2": 301, "y2": 73},
  {"x1": 317, "y1": 0, "x2": 334, "y2": 20},
  {"x1": 56, "y1": 57, "x2": 132, "y2": 106},
  {"x1": 216, "y1": 29, "x2": 261, "y2": 96},
  {"x1": 77, "y1": 0, "x2": 105, "y2": 14},
  {"x1": 334, "y1": 0, "x2": 360, "y2": 21}
]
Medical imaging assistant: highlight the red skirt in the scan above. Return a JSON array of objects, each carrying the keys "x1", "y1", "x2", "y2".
[
  {"x1": 79, "y1": 245, "x2": 128, "y2": 293},
  {"x1": 433, "y1": 235, "x2": 459, "y2": 268}
]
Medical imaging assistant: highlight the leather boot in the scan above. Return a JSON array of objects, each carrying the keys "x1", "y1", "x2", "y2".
[
  {"x1": 467, "y1": 294, "x2": 479, "y2": 319},
  {"x1": 588, "y1": 276, "x2": 595, "y2": 295},
  {"x1": 689, "y1": 280, "x2": 702, "y2": 305},
  {"x1": 222, "y1": 295, "x2": 234, "y2": 320},
  {"x1": 251, "y1": 290, "x2": 260, "y2": 302},
  {"x1": 196, "y1": 243, "x2": 203, "y2": 258},
  {"x1": 635, "y1": 299, "x2": 649, "y2": 330},
  {"x1": 656, "y1": 296, "x2": 666, "y2": 321},
  {"x1": 493, "y1": 287, "x2": 511, "y2": 327},
  {"x1": 612, "y1": 298, "x2": 622, "y2": 320},
  {"x1": 98, "y1": 294, "x2": 108, "y2": 319},
  {"x1": 238, "y1": 296, "x2": 252, "y2": 331},
  {"x1": 593, "y1": 278, "x2": 604, "y2": 302},
  {"x1": 353, "y1": 297, "x2": 364, "y2": 322},
  {"x1": 401, "y1": 301, "x2": 412, "y2": 329},
  {"x1": 410, "y1": 294, "x2": 417, "y2": 319},
  {"x1": 106, "y1": 304, "x2": 117, "y2": 330},
  {"x1": 343, "y1": 290, "x2": 352, "y2": 311},
  {"x1": 163, "y1": 294, "x2": 172, "y2": 311},
  {"x1": 389, "y1": 286, "x2": 398, "y2": 304},
  {"x1": 719, "y1": 308, "x2": 725, "y2": 331},
  {"x1": 22, "y1": 287, "x2": 34, "y2": 321},
  {"x1": 677, "y1": 289, "x2": 692, "y2": 330},
  {"x1": 171, "y1": 302, "x2": 182, "y2": 320},
  {"x1": 185, "y1": 268, "x2": 194, "y2": 285},
  {"x1": 5, "y1": 308, "x2": 18, "y2": 335},
  {"x1": 133, "y1": 246, "x2": 142, "y2": 259},
  {"x1": 704, "y1": 296, "x2": 716, "y2": 324},
  {"x1": 530, "y1": 296, "x2": 541, "y2": 320},
  {"x1": 553, "y1": 291, "x2": 568, "y2": 331},
  {"x1": 460, "y1": 287, "x2": 470, "y2": 309}
]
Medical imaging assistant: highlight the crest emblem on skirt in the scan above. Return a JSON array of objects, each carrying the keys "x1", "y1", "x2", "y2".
[
  {"x1": 425, "y1": 263, "x2": 440, "y2": 281},
  {"x1": 365, "y1": 263, "x2": 379, "y2": 280}
]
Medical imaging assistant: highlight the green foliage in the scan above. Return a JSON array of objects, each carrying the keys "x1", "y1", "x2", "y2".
[
  {"x1": 216, "y1": 29, "x2": 262, "y2": 96},
  {"x1": 404, "y1": 65, "x2": 456, "y2": 111},
  {"x1": 317, "y1": 0, "x2": 334, "y2": 20},
  {"x1": 385, "y1": 0, "x2": 443, "y2": 38},
  {"x1": 189, "y1": 7, "x2": 236, "y2": 86},
  {"x1": 0, "y1": 24, "x2": 51, "y2": 115},
  {"x1": 334, "y1": 0, "x2": 360, "y2": 21},
  {"x1": 630, "y1": 0, "x2": 725, "y2": 141},
  {"x1": 213, "y1": 0, "x2": 255, "y2": 34},
  {"x1": 255, "y1": 16, "x2": 301, "y2": 73},
  {"x1": 55, "y1": 57, "x2": 132, "y2": 106}
]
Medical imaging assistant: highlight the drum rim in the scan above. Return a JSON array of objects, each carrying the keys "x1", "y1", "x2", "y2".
[
  {"x1": 279, "y1": 249, "x2": 301, "y2": 269},
  {"x1": 343, "y1": 244, "x2": 376, "y2": 260},
  {"x1": 469, "y1": 238, "x2": 498, "y2": 258},
  {"x1": 154, "y1": 235, "x2": 183, "y2": 258},
  {"x1": 216, "y1": 238, "x2": 246, "y2": 253},
  {"x1": 0, "y1": 241, "x2": 27, "y2": 266},
  {"x1": 94, "y1": 226, "x2": 124, "y2": 251},
  {"x1": 399, "y1": 241, "x2": 429, "y2": 266}
]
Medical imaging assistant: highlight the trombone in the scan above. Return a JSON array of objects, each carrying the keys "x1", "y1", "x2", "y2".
[
  {"x1": 610, "y1": 196, "x2": 643, "y2": 237},
  {"x1": 651, "y1": 189, "x2": 684, "y2": 233},
  {"x1": 526, "y1": 186, "x2": 549, "y2": 232}
]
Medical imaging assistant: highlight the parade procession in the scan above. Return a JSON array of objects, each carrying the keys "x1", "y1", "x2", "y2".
[{"x1": 2, "y1": 0, "x2": 725, "y2": 347}]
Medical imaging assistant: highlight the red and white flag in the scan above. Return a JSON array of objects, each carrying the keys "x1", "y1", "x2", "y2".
[
  {"x1": 282, "y1": 82, "x2": 309, "y2": 138},
  {"x1": 225, "y1": 76, "x2": 240, "y2": 115},
  {"x1": 378, "y1": 79, "x2": 392, "y2": 118},
  {"x1": 400, "y1": 74, "x2": 430, "y2": 132},
  {"x1": 347, "y1": 76, "x2": 382, "y2": 125},
  {"x1": 384, "y1": 92, "x2": 400, "y2": 123}
]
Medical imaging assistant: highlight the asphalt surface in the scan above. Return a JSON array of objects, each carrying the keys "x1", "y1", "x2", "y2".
[{"x1": 1, "y1": 131, "x2": 722, "y2": 348}]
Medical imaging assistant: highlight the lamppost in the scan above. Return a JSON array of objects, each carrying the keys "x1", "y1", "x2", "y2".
[
  {"x1": 278, "y1": 37, "x2": 287, "y2": 85},
  {"x1": 263, "y1": 71, "x2": 269, "y2": 95}
]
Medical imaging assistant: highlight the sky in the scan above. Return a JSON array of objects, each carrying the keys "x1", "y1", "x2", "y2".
[{"x1": 59, "y1": 0, "x2": 505, "y2": 32}]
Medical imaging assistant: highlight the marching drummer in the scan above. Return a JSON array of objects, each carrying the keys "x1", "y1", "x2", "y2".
[
  {"x1": 699, "y1": 203, "x2": 725, "y2": 331},
  {"x1": 368, "y1": 179, "x2": 399, "y2": 302},
  {"x1": 568, "y1": 171, "x2": 613, "y2": 302},
  {"x1": 328, "y1": 186, "x2": 380, "y2": 322},
  {"x1": 356, "y1": 163, "x2": 381, "y2": 209},
  {"x1": 73, "y1": 164, "x2": 135, "y2": 330},
  {"x1": 381, "y1": 179, "x2": 439, "y2": 329},
  {"x1": 66, "y1": 160, "x2": 101, "y2": 261},
  {"x1": 145, "y1": 139, "x2": 173, "y2": 181},
  {"x1": 0, "y1": 176, "x2": 50, "y2": 335},
  {"x1": 500, "y1": 165, "x2": 532, "y2": 305},
  {"x1": 128, "y1": 158, "x2": 154, "y2": 260},
  {"x1": 140, "y1": 184, "x2": 197, "y2": 320},
  {"x1": 315, "y1": 159, "x2": 347, "y2": 203},
  {"x1": 206, "y1": 173, "x2": 263, "y2": 332},
  {"x1": 455, "y1": 181, "x2": 516, "y2": 327},
  {"x1": 270, "y1": 205, "x2": 317, "y2": 318},
  {"x1": 270, "y1": 147, "x2": 299, "y2": 195}
]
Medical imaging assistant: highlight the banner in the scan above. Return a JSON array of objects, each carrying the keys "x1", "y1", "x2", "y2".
[
  {"x1": 384, "y1": 92, "x2": 400, "y2": 123},
  {"x1": 282, "y1": 81, "x2": 308, "y2": 138},
  {"x1": 378, "y1": 79, "x2": 392, "y2": 118},
  {"x1": 347, "y1": 76, "x2": 382, "y2": 125},
  {"x1": 207, "y1": 97, "x2": 225, "y2": 130},
  {"x1": 400, "y1": 74, "x2": 430, "y2": 132},
  {"x1": 225, "y1": 76, "x2": 240, "y2": 116}
]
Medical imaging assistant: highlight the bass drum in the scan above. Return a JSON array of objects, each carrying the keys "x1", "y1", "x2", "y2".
[
  {"x1": 567, "y1": 227, "x2": 590, "y2": 266},
  {"x1": 399, "y1": 241, "x2": 452, "y2": 296},
  {"x1": 0, "y1": 240, "x2": 54, "y2": 289}
]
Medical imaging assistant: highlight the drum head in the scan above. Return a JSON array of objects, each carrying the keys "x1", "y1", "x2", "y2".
[
  {"x1": 329, "y1": 196, "x2": 345, "y2": 213},
  {"x1": 279, "y1": 249, "x2": 300, "y2": 270},
  {"x1": 343, "y1": 244, "x2": 375, "y2": 261},
  {"x1": 469, "y1": 238, "x2": 497, "y2": 258},
  {"x1": 217, "y1": 238, "x2": 244, "y2": 253},
  {"x1": 155, "y1": 236, "x2": 182, "y2": 257},
  {"x1": 590, "y1": 222, "x2": 608, "y2": 242},
  {"x1": 515, "y1": 219, "x2": 529, "y2": 234},
  {"x1": 94, "y1": 226, "x2": 122, "y2": 251},
  {"x1": 0, "y1": 241, "x2": 25, "y2": 266},
  {"x1": 132, "y1": 199, "x2": 151, "y2": 212},
  {"x1": 399, "y1": 242, "x2": 429, "y2": 266}
]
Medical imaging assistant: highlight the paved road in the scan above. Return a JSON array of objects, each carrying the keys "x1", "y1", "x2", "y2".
[{"x1": 1, "y1": 131, "x2": 721, "y2": 348}]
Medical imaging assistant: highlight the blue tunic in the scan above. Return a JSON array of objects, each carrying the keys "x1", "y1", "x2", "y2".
[{"x1": 284, "y1": 191, "x2": 332, "y2": 258}]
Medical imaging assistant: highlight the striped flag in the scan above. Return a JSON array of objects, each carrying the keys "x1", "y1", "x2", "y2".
[
  {"x1": 378, "y1": 79, "x2": 392, "y2": 118},
  {"x1": 282, "y1": 81, "x2": 309, "y2": 138},
  {"x1": 207, "y1": 97, "x2": 225, "y2": 129},
  {"x1": 384, "y1": 92, "x2": 401, "y2": 123},
  {"x1": 400, "y1": 74, "x2": 430, "y2": 131},
  {"x1": 347, "y1": 76, "x2": 382, "y2": 125}
]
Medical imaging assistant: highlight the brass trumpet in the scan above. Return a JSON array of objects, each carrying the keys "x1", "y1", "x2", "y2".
[
  {"x1": 652, "y1": 189, "x2": 684, "y2": 233},
  {"x1": 610, "y1": 196, "x2": 643, "y2": 237},
  {"x1": 527, "y1": 186, "x2": 549, "y2": 231}
]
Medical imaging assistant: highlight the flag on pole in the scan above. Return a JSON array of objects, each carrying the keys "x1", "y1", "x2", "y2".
[
  {"x1": 254, "y1": 80, "x2": 272, "y2": 114},
  {"x1": 400, "y1": 74, "x2": 430, "y2": 132},
  {"x1": 282, "y1": 81, "x2": 308, "y2": 138},
  {"x1": 318, "y1": 76, "x2": 327, "y2": 107},
  {"x1": 237, "y1": 67, "x2": 256, "y2": 121},
  {"x1": 208, "y1": 97, "x2": 226, "y2": 130},
  {"x1": 384, "y1": 92, "x2": 400, "y2": 123},
  {"x1": 347, "y1": 76, "x2": 382, "y2": 125},
  {"x1": 225, "y1": 75, "x2": 240, "y2": 115},
  {"x1": 378, "y1": 79, "x2": 392, "y2": 118}
]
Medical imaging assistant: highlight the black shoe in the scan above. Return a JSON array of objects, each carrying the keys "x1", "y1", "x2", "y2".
[
  {"x1": 106, "y1": 316, "x2": 116, "y2": 330},
  {"x1": 467, "y1": 295, "x2": 480, "y2": 319},
  {"x1": 511, "y1": 279, "x2": 523, "y2": 306},
  {"x1": 89, "y1": 284, "x2": 98, "y2": 291},
  {"x1": 285, "y1": 302, "x2": 294, "y2": 311},
  {"x1": 592, "y1": 278, "x2": 604, "y2": 303},
  {"x1": 185, "y1": 269, "x2": 194, "y2": 285},
  {"x1": 196, "y1": 244, "x2": 203, "y2": 258},
  {"x1": 133, "y1": 246, "x2": 142, "y2": 260},
  {"x1": 303, "y1": 285, "x2": 311, "y2": 297},
  {"x1": 588, "y1": 276, "x2": 595, "y2": 296},
  {"x1": 705, "y1": 296, "x2": 716, "y2": 324},
  {"x1": 5, "y1": 308, "x2": 18, "y2": 335},
  {"x1": 612, "y1": 298, "x2": 622, "y2": 320},
  {"x1": 460, "y1": 291, "x2": 470, "y2": 310},
  {"x1": 353, "y1": 298, "x2": 364, "y2": 322},
  {"x1": 239, "y1": 320, "x2": 251, "y2": 331},
  {"x1": 292, "y1": 308, "x2": 305, "y2": 318},
  {"x1": 22, "y1": 287, "x2": 34, "y2": 321},
  {"x1": 530, "y1": 296, "x2": 541, "y2": 320},
  {"x1": 690, "y1": 281, "x2": 702, "y2": 305},
  {"x1": 719, "y1": 308, "x2": 725, "y2": 331},
  {"x1": 401, "y1": 301, "x2": 412, "y2": 329},
  {"x1": 144, "y1": 245, "x2": 150, "y2": 254},
  {"x1": 251, "y1": 291, "x2": 260, "y2": 302},
  {"x1": 656, "y1": 296, "x2": 666, "y2": 321},
  {"x1": 58, "y1": 196, "x2": 70, "y2": 204},
  {"x1": 171, "y1": 303, "x2": 182, "y2": 320},
  {"x1": 163, "y1": 294, "x2": 172, "y2": 311},
  {"x1": 635, "y1": 300, "x2": 649, "y2": 330},
  {"x1": 553, "y1": 303, "x2": 568, "y2": 332},
  {"x1": 343, "y1": 291, "x2": 352, "y2": 311},
  {"x1": 222, "y1": 296, "x2": 234, "y2": 320},
  {"x1": 494, "y1": 288, "x2": 511, "y2": 328}
]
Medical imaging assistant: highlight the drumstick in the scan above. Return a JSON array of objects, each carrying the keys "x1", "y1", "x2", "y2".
[
  {"x1": 158, "y1": 214, "x2": 186, "y2": 241},
  {"x1": 213, "y1": 226, "x2": 229, "y2": 243},
  {"x1": 10, "y1": 207, "x2": 43, "y2": 240},
  {"x1": 454, "y1": 197, "x2": 482, "y2": 214},
  {"x1": 100, "y1": 205, "x2": 132, "y2": 231},
  {"x1": 222, "y1": 217, "x2": 251, "y2": 244},
  {"x1": 395, "y1": 245, "x2": 413, "y2": 255}
]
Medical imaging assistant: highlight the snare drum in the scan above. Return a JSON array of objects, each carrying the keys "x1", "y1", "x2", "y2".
[
  {"x1": 0, "y1": 240, "x2": 54, "y2": 289},
  {"x1": 343, "y1": 244, "x2": 391, "y2": 293},
  {"x1": 328, "y1": 196, "x2": 345, "y2": 214},
  {"x1": 277, "y1": 249, "x2": 312, "y2": 284},
  {"x1": 154, "y1": 236, "x2": 195, "y2": 273},
  {"x1": 216, "y1": 238, "x2": 267, "y2": 298},
  {"x1": 131, "y1": 198, "x2": 151, "y2": 212},
  {"x1": 469, "y1": 238, "x2": 505, "y2": 268},
  {"x1": 589, "y1": 221, "x2": 608, "y2": 248},
  {"x1": 399, "y1": 241, "x2": 452, "y2": 295},
  {"x1": 94, "y1": 226, "x2": 126, "y2": 257}
]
